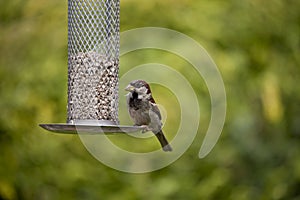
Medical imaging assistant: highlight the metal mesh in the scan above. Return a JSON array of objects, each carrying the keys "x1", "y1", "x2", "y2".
[{"x1": 67, "y1": 0, "x2": 120, "y2": 124}]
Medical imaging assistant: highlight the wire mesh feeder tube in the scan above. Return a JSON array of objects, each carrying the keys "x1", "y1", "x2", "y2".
[
  {"x1": 40, "y1": 0, "x2": 145, "y2": 133},
  {"x1": 67, "y1": 0, "x2": 120, "y2": 125}
]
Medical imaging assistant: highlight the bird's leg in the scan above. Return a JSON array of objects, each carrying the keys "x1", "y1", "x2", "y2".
[{"x1": 140, "y1": 125, "x2": 151, "y2": 133}]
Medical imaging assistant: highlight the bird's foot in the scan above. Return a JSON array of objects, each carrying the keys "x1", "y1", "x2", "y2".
[{"x1": 140, "y1": 125, "x2": 150, "y2": 133}]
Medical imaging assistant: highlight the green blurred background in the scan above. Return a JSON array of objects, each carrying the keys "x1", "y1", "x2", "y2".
[{"x1": 1, "y1": 0, "x2": 300, "y2": 199}]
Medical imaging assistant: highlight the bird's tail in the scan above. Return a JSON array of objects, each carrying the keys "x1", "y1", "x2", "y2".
[{"x1": 155, "y1": 130, "x2": 172, "y2": 152}]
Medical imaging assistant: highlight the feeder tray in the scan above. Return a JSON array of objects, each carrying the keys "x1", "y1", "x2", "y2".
[
  {"x1": 40, "y1": 0, "x2": 137, "y2": 134},
  {"x1": 39, "y1": 124, "x2": 145, "y2": 135}
]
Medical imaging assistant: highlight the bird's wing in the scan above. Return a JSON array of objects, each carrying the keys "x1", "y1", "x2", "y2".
[{"x1": 150, "y1": 102, "x2": 162, "y2": 120}]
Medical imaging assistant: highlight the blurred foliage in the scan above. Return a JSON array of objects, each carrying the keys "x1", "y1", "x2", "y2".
[{"x1": 1, "y1": 0, "x2": 300, "y2": 199}]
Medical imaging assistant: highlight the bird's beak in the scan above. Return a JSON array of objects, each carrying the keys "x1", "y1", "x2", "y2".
[{"x1": 125, "y1": 84, "x2": 135, "y2": 92}]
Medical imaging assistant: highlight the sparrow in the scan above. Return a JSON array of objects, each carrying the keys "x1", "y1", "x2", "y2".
[{"x1": 125, "y1": 80, "x2": 172, "y2": 152}]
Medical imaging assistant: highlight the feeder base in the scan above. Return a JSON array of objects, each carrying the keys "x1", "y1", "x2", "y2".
[{"x1": 39, "y1": 123, "x2": 145, "y2": 134}]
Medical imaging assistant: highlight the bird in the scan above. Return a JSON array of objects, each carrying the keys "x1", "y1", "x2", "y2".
[{"x1": 125, "y1": 80, "x2": 172, "y2": 152}]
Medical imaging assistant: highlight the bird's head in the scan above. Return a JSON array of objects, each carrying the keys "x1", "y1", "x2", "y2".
[{"x1": 125, "y1": 80, "x2": 151, "y2": 95}]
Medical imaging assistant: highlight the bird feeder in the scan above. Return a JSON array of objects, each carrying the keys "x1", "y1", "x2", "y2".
[{"x1": 40, "y1": 0, "x2": 142, "y2": 134}]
